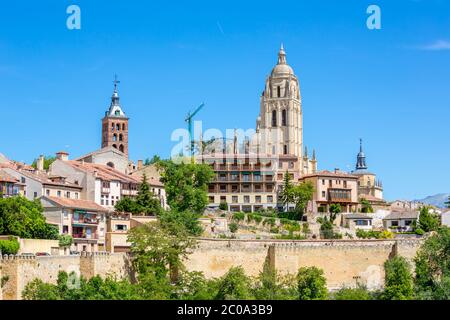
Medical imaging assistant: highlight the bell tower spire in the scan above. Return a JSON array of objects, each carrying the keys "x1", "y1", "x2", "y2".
[
  {"x1": 101, "y1": 75, "x2": 129, "y2": 157},
  {"x1": 356, "y1": 138, "x2": 368, "y2": 170}
]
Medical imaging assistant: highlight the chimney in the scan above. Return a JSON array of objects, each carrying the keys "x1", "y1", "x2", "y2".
[
  {"x1": 334, "y1": 168, "x2": 341, "y2": 174},
  {"x1": 56, "y1": 151, "x2": 69, "y2": 161},
  {"x1": 37, "y1": 155, "x2": 44, "y2": 171},
  {"x1": 137, "y1": 160, "x2": 143, "y2": 170}
]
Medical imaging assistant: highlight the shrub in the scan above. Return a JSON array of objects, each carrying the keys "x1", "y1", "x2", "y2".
[
  {"x1": 382, "y1": 256, "x2": 414, "y2": 300},
  {"x1": 263, "y1": 217, "x2": 276, "y2": 227},
  {"x1": 252, "y1": 214, "x2": 263, "y2": 224},
  {"x1": 58, "y1": 234, "x2": 73, "y2": 247},
  {"x1": 334, "y1": 285, "x2": 372, "y2": 300},
  {"x1": 232, "y1": 212, "x2": 245, "y2": 222},
  {"x1": 219, "y1": 202, "x2": 228, "y2": 211},
  {"x1": 415, "y1": 228, "x2": 425, "y2": 236},
  {"x1": 0, "y1": 236, "x2": 20, "y2": 255},
  {"x1": 229, "y1": 222, "x2": 238, "y2": 233},
  {"x1": 277, "y1": 211, "x2": 300, "y2": 221},
  {"x1": 270, "y1": 227, "x2": 279, "y2": 234},
  {"x1": 297, "y1": 267, "x2": 328, "y2": 300}
]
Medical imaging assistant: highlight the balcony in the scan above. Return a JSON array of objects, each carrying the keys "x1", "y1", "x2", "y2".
[
  {"x1": 101, "y1": 187, "x2": 110, "y2": 194},
  {"x1": 72, "y1": 233, "x2": 98, "y2": 240}
]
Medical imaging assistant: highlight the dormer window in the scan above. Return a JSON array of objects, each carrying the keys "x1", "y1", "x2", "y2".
[{"x1": 115, "y1": 110, "x2": 120, "y2": 116}]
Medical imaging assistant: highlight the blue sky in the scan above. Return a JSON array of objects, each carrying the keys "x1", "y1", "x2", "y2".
[{"x1": 0, "y1": 0, "x2": 449, "y2": 200}]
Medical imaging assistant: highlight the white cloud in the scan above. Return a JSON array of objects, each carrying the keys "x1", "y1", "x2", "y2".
[{"x1": 419, "y1": 40, "x2": 450, "y2": 51}]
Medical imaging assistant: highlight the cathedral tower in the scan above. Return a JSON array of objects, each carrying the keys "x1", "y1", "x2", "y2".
[
  {"x1": 101, "y1": 76, "x2": 129, "y2": 157},
  {"x1": 257, "y1": 45, "x2": 303, "y2": 158}
]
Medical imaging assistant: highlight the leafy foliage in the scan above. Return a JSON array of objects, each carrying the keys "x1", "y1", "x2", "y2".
[
  {"x1": 215, "y1": 267, "x2": 252, "y2": 300},
  {"x1": 0, "y1": 196, "x2": 59, "y2": 239},
  {"x1": 58, "y1": 234, "x2": 73, "y2": 247},
  {"x1": 219, "y1": 202, "x2": 228, "y2": 211},
  {"x1": 382, "y1": 256, "x2": 414, "y2": 300},
  {"x1": 31, "y1": 155, "x2": 56, "y2": 170},
  {"x1": 356, "y1": 229, "x2": 393, "y2": 239},
  {"x1": 228, "y1": 222, "x2": 238, "y2": 233},
  {"x1": 414, "y1": 226, "x2": 450, "y2": 300},
  {"x1": 158, "y1": 160, "x2": 214, "y2": 213},
  {"x1": 0, "y1": 236, "x2": 20, "y2": 254},
  {"x1": 417, "y1": 206, "x2": 440, "y2": 233},
  {"x1": 360, "y1": 198, "x2": 373, "y2": 213},
  {"x1": 333, "y1": 285, "x2": 372, "y2": 300},
  {"x1": 114, "y1": 173, "x2": 162, "y2": 215},
  {"x1": 297, "y1": 266, "x2": 328, "y2": 300}
]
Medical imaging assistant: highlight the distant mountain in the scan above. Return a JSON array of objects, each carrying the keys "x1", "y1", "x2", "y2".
[{"x1": 415, "y1": 193, "x2": 449, "y2": 208}]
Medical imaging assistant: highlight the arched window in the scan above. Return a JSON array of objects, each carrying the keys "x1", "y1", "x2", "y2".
[
  {"x1": 106, "y1": 162, "x2": 115, "y2": 168},
  {"x1": 113, "y1": 134, "x2": 117, "y2": 141},
  {"x1": 277, "y1": 86, "x2": 281, "y2": 97},
  {"x1": 119, "y1": 134, "x2": 123, "y2": 141},
  {"x1": 283, "y1": 145, "x2": 288, "y2": 155},
  {"x1": 111, "y1": 123, "x2": 115, "y2": 131},
  {"x1": 271, "y1": 110, "x2": 277, "y2": 127},
  {"x1": 282, "y1": 109, "x2": 287, "y2": 126},
  {"x1": 116, "y1": 124, "x2": 120, "y2": 131},
  {"x1": 122, "y1": 123, "x2": 126, "y2": 130},
  {"x1": 112, "y1": 144, "x2": 117, "y2": 149},
  {"x1": 119, "y1": 144, "x2": 124, "y2": 153},
  {"x1": 115, "y1": 110, "x2": 120, "y2": 116}
]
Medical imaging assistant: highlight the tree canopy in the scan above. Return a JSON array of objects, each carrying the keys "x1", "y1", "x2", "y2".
[{"x1": 0, "y1": 196, "x2": 58, "y2": 239}]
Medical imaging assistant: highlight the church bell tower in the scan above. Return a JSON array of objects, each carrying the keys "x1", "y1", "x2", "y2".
[{"x1": 101, "y1": 76, "x2": 129, "y2": 158}]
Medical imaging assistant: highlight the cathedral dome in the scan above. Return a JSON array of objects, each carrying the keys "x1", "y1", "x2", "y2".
[{"x1": 271, "y1": 44, "x2": 294, "y2": 76}]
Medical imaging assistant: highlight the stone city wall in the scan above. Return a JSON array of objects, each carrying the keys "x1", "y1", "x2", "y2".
[{"x1": 1, "y1": 239, "x2": 423, "y2": 299}]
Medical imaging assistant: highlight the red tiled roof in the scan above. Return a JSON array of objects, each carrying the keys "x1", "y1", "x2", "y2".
[
  {"x1": 18, "y1": 169, "x2": 82, "y2": 189},
  {"x1": 0, "y1": 170, "x2": 19, "y2": 183},
  {"x1": 301, "y1": 170, "x2": 359, "y2": 179},
  {"x1": 42, "y1": 196, "x2": 106, "y2": 212},
  {"x1": 65, "y1": 161, "x2": 139, "y2": 183}
]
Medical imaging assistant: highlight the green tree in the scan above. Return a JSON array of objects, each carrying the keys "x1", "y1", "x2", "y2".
[
  {"x1": 158, "y1": 160, "x2": 214, "y2": 213},
  {"x1": 382, "y1": 256, "x2": 414, "y2": 300},
  {"x1": 414, "y1": 226, "x2": 450, "y2": 300},
  {"x1": 158, "y1": 210, "x2": 203, "y2": 236},
  {"x1": 114, "y1": 173, "x2": 162, "y2": 215},
  {"x1": 253, "y1": 262, "x2": 297, "y2": 300},
  {"x1": 417, "y1": 206, "x2": 440, "y2": 233},
  {"x1": 280, "y1": 171, "x2": 294, "y2": 211},
  {"x1": 219, "y1": 202, "x2": 228, "y2": 211},
  {"x1": 58, "y1": 234, "x2": 73, "y2": 248},
  {"x1": 31, "y1": 156, "x2": 56, "y2": 171},
  {"x1": 296, "y1": 266, "x2": 328, "y2": 300},
  {"x1": 135, "y1": 173, "x2": 162, "y2": 215},
  {"x1": 329, "y1": 203, "x2": 342, "y2": 222},
  {"x1": 333, "y1": 285, "x2": 372, "y2": 300},
  {"x1": 360, "y1": 198, "x2": 373, "y2": 213},
  {"x1": 0, "y1": 197, "x2": 58, "y2": 239},
  {"x1": 144, "y1": 155, "x2": 161, "y2": 166},
  {"x1": 127, "y1": 220, "x2": 197, "y2": 283},
  {"x1": 114, "y1": 196, "x2": 140, "y2": 213},
  {"x1": 0, "y1": 236, "x2": 20, "y2": 254},
  {"x1": 445, "y1": 196, "x2": 450, "y2": 209},
  {"x1": 290, "y1": 181, "x2": 314, "y2": 220},
  {"x1": 228, "y1": 222, "x2": 238, "y2": 233},
  {"x1": 215, "y1": 267, "x2": 253, "y2": 300}
]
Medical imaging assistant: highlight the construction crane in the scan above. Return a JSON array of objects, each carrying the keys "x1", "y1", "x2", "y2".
[{"x1": 185, "y1": 102, "x2": 205, "y2": 163}]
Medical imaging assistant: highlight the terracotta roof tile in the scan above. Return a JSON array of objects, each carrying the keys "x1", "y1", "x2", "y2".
[{"x1": 42, "y1": 196, "x2": 106, "y2": 212}]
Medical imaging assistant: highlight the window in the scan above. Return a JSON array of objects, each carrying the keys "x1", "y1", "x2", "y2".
[
  {"x1": 46, "y1": 189, "x2": 50, "y2": 196},
  {"x1": 277, "y1": 86, "x2": 281, "y2": 97},
  {"x1": 113, "y1": 134, "x2": 117, "y2": 141},
  {"x1": 282, "y1": 109, "x2": 287, "y2": 126},
  {"x1": 115, "y1": 224, "x2": 128, "y2": 231},
  {"x1": 322, "y1": 179, "x2": 325, "y2": 185},
  {"x1": 122, "y1": 123, "x2": 126, "y2": 130},
  {"x1": 119, "y1": 144, "x2": 124, "y2": 153},
  {"x1": 101, "y1": 195, "x2": 104, "y2": 205},
  {"x1": 66, "y1": 191, "x2": 70, "y2": 198},
  {"x1": 391, "y1": 221, "x2": 399, "y2": 227},
  {"x1": 343, "y1": 181, "x2": 347, "y2": 188},
  {"x1": 119, "y1": 134, "x2": 123, "y2": 141},
  {"x1": 255, "y1": 196, "x2": 261, "y2": 203},
  {"x1": 405, "y1": 220, "x2": 412, "y2": 226},
  {"x1": 57, "y1": 191, "x2": 61, "y2": 197},
  {"x1": 75, "y1": 193, "x2": 79, "y2": 199},
  {"x1": 116, "y1": 124, "x2": 120, "y2": 131},
  {"x1": 322, "y1": 191, "x2": 326, "y2": 198},
  {"x1": 355, "y1": 220, "x2": 369, "y2": 226},
  {"x1": 267, "y1": 195, "x2": 273, "y2": 203},
  {"x1": 63, "y1": 226, "x2": 69, "y2": 234},
  {"x1": 63, "y1": 210, "x2": 69, "y2": 218},
  {"x1": 289, "y1": 161, "x2": 294, "y2": 169},
  {"x1": 232, "y1": 196, "x2": 238, "y2": 203},
  {"x1": 21, "y1": 177, "x2": 26, "y2": 183},
  {"x1": 244, "y1": 196, "x2": 250, "y2": 203},
  {"x1": 283, "y1": 145, "x2": 288, "y2": 155},
  {"x1": 271, "y1": 110, "x2": 277, "y2": 127}
]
